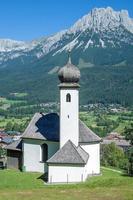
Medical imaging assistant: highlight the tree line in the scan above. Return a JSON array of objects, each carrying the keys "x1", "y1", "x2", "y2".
[{"x1": 101, "y1": 123, "x2": 133, "y2": 176}]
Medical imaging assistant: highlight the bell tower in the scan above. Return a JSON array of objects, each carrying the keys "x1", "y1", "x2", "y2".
[{"x1": 58, "y1": 53, "x2": 80, "y2": 148}]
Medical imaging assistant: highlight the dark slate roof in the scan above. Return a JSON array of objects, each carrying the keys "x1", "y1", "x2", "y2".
[
  {"x1": 22, "y1": 113, "x2": 59, "y2": 141},
  {"x1": 5, "y1": 139, "x2": 22, "y2": 151},
  {"x1": 47, "y1": 140, "x2": 89, "y2": 164},
  {"x1": 22, "y1": 112, "x2": 101, "y2": 143}
]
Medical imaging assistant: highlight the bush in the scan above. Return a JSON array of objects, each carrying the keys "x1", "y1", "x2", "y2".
[
  {"x1": 101, "y1": 142, "x2": 128, "y2": 169},
  {"x1": 126, "y1": 147, "x2": 133, "y2": 176},
  {"x1": 0, "y1": 147, "x2": 6, "y2": 158},
  {"x1": 123, "y1": 124, "x2": 133, "y2": 176}
]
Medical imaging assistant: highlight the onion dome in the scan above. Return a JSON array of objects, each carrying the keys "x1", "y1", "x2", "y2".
[{"x1": 58, "y1": 56, "x2": 80, "y2": 83}]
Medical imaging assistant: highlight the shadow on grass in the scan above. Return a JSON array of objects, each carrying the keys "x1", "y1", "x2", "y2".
[
  {"x1": 37, "y1": 172, "x2": 48, "y2": 182},
  {"x1": 121, "y1": 173, "x2": 133, "y2": 177}
]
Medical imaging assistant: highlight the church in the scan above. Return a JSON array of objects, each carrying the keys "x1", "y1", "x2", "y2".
[{"x1": 6, "y1": 56, "x2": 101, "y2": 183}]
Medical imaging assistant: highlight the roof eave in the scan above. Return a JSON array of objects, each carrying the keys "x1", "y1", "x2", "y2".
[
  {"x1": 79, "y1": 140, "x2": 102, "y2": 144},
  {"x1": 6, "y1": 148, "x2": 22, "y2": 152},
  {"x1": 22, "y1": 137, "x2": 59, "y2": 142},
  {"x1": 47, "y1": 161, "x2": 85, "y2": 165}
]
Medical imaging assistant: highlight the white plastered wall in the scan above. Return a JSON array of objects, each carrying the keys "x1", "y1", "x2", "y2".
[
  {"x1": 23, "y1": 139, "x2": 59, "y2": 173},
  {"x1": 48, "y1": 164, "x2": 87, "y2": 183},
  {"x1": 60, "y1": 88, "x2": 79, "y2": 147},
  {"x1": 81, "y1": 143, "x2": 100, "y2": 175}
]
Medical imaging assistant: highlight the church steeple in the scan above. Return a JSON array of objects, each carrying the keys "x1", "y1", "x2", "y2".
[{"x1": 58, "y1": 52, "x2": 80, "y2": 148}]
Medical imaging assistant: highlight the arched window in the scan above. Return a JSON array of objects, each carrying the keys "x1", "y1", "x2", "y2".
[
  {"x1": 66, "y1": 93, "x2": 71, "y2": 102},
  {"x1": 40, "y1": 143, "x2": 48, "y2": 162}
]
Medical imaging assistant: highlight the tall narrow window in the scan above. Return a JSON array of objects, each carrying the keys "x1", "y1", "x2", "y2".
[
  {"x1": 41, "y1": 143, "x2": 48, "y2": 162},
  {"x1": 66, "y1": 93, "x2": 71, "y2": 102}
]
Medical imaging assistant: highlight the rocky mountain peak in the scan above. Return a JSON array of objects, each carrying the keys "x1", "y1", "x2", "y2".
[
  {"x1": 0, "y1": 7, "x2": 133, "y2": 64},
  {"x1": 69, "y1": 7, "x2": 133, "y2": 34}
]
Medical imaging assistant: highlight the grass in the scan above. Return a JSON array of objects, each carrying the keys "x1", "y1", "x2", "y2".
[
  {"x1": 12, "y1": 93, "x2": 28, "y2": 98},
  {"x1": 0, "y1": 97, "x2": 26, "y2": 112},
  {"x1": 0, "y1": 98, "x2": 26, "y2": 105},
  {"x1": 0, "y1": 117, "x2": 29, "y2": 128},
  {"x1": 114, "y1": 121, "x2": 132, "y2": 133},
  {"x1": 80, "y1": 112, "x2": 97, "y2": 127},
  {"x1": 80, "y1": 111, "x2": 133, "y2": 135},
  {"x1": 0, "y1": 168, "x2": 133, "y2": 200}
]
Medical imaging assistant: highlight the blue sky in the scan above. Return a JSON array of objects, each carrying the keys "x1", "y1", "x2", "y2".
[{"x1": 0, "y1": 0, "x2": 132, "y2": 41}]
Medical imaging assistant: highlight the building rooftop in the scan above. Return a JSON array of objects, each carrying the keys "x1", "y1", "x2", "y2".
[
  {"x1": 79, "y1": 120, "x2": 101, "y2": 143},
  {"x1": 22, "y1": 113, "x2": 101, "y2": 143},
  {"x1": 47, "y1": 140, "x2": 89, "y2": 164},
  {"x1": 5, "y1": 139, "x2": 22, "y2": 151},
  {"x1": 22, "y1": 113, "x2": 59, "y2": 141},
  {"x1": 1, "y1": 136, "x2": 13, "y2": 144},
  {"x1": 58, "y1": 56, "x2": 80, "y2": 84},
  {"x1": 102, "y1": 139, "x2": 130, "y2": 147}
]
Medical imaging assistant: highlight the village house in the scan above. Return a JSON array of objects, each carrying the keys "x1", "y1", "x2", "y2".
[{"x1": 102, "y1": 132, "x2": 130, "y2": 151}]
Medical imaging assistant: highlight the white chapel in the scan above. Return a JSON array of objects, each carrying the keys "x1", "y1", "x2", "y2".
[{"x1": 7, "y1": 55, "x2": 101, "y2": 183}]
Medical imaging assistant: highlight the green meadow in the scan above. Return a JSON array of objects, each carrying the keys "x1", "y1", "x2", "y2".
[{"x1": 0, "y1": 168, "x2": 132, "y2": 200}]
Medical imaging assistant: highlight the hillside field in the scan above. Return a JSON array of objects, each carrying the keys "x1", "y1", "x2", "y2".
[
  {"x1": 0, "y1": 168, "x2": 132, "y2": 200},
  {"x1": 0, "y1": 96, "x2": 133, "y2": 136},
  {"x1": 80, "y1": 110, "x2": 133, "y2": 137}
]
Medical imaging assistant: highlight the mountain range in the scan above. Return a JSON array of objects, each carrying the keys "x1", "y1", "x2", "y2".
[{"x1": 0, "y1": 7, "x2": 133, "y2": 106}]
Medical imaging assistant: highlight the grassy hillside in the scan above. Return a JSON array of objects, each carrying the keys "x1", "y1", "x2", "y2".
[
  {"x1": 0, "y1": 95, "x2": 132, "y2": 136},
  {"x1": 0, "y1": 61, "x2": 133, "y2": 106},
  {"x1": 80, "y1": 110, "x2": 133, "y2": 137},
  {"x1": 0, "y1": 168, "x2": 132, "y2": 200}
]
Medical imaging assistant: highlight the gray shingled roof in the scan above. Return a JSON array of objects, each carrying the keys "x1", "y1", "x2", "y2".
[
  {"x1": 5, "y1": 139, "x2": 22, "y2": 151},
  {"x1": 79, "y1": 120, "x2": 101, "y2": 143},
  {"x1": 47, "y1": 140, "x2": 89, "y2": 164},
  {"x1": 102, "y1": 139, "x2": 131, "y2": 147},
  {"x1": 22, "y1": 113, "x2": 59, "y2": 141},
  {"x1": 22, "y1": 112, "x2": 101, "y2": 143}
]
